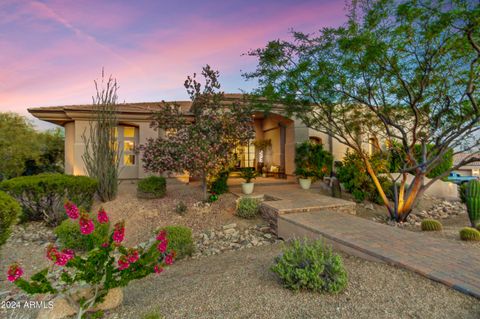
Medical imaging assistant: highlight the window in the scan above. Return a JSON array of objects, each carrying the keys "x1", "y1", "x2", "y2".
[
  {"x1": 124, "y1": 154, "x2": 135, "y2": 165},
  {"x1": 119, "y1": 126, "x2": 137, "y2": 166},
  {"x1": 309, "y1": 136, "x2": 322, "y2": 145}
]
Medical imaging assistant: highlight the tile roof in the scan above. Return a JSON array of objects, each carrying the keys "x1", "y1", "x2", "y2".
[{"x1": 454, "y1": 153, "x2": 480, "y2": 167}]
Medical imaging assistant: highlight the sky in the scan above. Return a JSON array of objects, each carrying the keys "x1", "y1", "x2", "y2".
[{"x1": 0, "y1": 0, "x2": 347, "y2": 130}]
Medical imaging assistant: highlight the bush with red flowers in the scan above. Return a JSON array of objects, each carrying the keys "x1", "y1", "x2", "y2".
[{"x1": 7, "y1": 200, "x2": 174, "y2": 318}]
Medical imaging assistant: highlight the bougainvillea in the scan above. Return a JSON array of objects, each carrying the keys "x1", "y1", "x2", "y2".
[
  {"x1": 139, "y1": 65, "x2": 254, "y2": 200},
  {"x1": 7, "y1": 202, "x2": 174, "y2": 318}
]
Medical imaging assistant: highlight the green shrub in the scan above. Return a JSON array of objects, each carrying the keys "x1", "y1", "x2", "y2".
[
  {"x1": 460, "y1": 183, "x2": 467, "y2": 204},
  {"x1": 137, "y1": 176, "x2": 166, "y2": 199},
  {"x1": 271, "y1": 239, "x2": 347, "y2": 293},
  {"x1": 459, "y1": 227, "x2": 480, "y2": 241},
  {"x1": 209, "y1": 170, "x2": 229, "y2": 195},
  {"x1": 142, "y1": 312, "x2": 165, "y2": 319},
  {"x1": 0, "y1": 173, "x2": 97, "y2": 226},
  {"x1": 158, "y1": 225, "x2": 194, "y2": 259},
  {"x1": 54, "y1": 215, "x2": 110, "y2": 251},
  {"x1": 337, "y1": 151, "x2": 392, "y2": 204},
  {"x1": 294, "y1": 141, "x2": 333, "y2": 181},
  {"x1": 236, "y1": 197, "x2": 260, "y2": 219},
  {"x1": 175, "y1": 201, "x2": 187, "y2": 215},
  {"x1": 0, "y1": 190, "x2": 21, "y2": 247},
  {"x1": 421, "y1": 219, "x2": 443, "y2": 231}
]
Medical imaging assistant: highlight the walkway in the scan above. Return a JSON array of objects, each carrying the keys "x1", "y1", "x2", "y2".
[
  {"x1": 229, "y1": 179, "x2": 356, "y2": 232},
  {"x1": 279, "y1": 211, "x2": 480, "y2": 299}
]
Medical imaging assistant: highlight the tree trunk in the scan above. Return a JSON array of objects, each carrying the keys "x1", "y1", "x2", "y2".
[{"x1": 202, "y1": 173, "x2": 208, "y2": 201}]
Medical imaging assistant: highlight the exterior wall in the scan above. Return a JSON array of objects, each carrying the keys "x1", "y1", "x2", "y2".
[
  {"x1": 73, "y1": 120, "x2": 89, "y2": 176},
  {"x1": 65, "y1": 120, "x2": 158, "y2": 179},
  {"x1": 64, "y1": 122, "x2": 75, "y2": 175},
  {"x1": 137, "y1": 121, "x2": 158, "y2": 178}
]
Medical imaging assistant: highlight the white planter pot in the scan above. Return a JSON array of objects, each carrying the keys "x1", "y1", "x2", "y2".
[
  {"x1": 242, "y1": 182, "x2": 255, "y2": 195},
  {"x1": 299, "y1": 178, "x2": 312, "y2": 190}
]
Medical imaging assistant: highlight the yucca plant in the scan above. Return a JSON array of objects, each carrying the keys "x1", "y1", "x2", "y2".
[{"x1": 465, "y1": 180, "x2": 480, "y2": 227}]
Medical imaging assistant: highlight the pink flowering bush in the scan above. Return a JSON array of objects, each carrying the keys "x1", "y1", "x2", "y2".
[
  {"x1": 139, "y1": 65, "x2": 254, "y2": 200},
  {"x1": 7, "y1": 201, "x2": 174, "y2": 318}
]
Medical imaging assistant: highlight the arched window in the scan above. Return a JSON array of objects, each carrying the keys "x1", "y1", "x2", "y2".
[{"x1": 309, "y1": 136, "x2": 322, "y2": 145}]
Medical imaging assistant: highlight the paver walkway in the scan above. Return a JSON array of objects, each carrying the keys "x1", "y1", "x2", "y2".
[{"x1": 279, "y1": 211, "x2": 480, "y2": 299}]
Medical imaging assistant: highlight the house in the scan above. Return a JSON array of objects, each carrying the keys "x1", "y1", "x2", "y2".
[
  {"x1": 28, "y1": 94, "x2": 348, "y2": 180},
  {"x1": 453, "y1": 153, "x2": 480, "y2": 177}
]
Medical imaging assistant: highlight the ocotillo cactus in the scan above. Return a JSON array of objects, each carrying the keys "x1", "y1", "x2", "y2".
[{"x1": 465, "y1": 180, "x2": 480, "y2": 227}]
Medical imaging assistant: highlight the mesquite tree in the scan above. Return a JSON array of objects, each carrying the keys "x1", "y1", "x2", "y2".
[
  {"x1": 245, "y1": 0, "x2": 480, "y2": 221},
  {"x1": 141, "y1": 66, "x2": 254, "y2": 200},
  {"x1": 82, "y1": 70, "x2": 121, "y2": 202}
]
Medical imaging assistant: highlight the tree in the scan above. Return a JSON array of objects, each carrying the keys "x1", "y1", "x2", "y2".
[
  {"x1": 24, "y1": 128, "x2": 64, "y2": 175},
  {"x1": 0, "y1": 113, "x2": 41, "y2": 180},
  {"x1": 82, "y1": 70, "x2": 120, "y2": 202},
  {"x1": 140, "y1": 65, "x2": 254, "y2": 200},
  {"x1": 245, "y1": 0, "x2": 480, "y2": 221}
]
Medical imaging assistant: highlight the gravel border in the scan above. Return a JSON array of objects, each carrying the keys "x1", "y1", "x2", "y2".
[{"x1": 107, "y1": 243, "x2": 480, "y2": 319}]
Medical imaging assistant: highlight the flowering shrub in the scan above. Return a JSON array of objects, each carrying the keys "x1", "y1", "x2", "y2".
[
  {"x1": 7, "y1": 201, "x2": 174, "y2": 318},
  {"x1": 139, "y1": 65, "x2": 254, "y2": 201}
]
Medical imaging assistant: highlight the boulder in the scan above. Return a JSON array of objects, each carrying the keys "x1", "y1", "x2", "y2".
[{"x1": 36, "y1": 288, "x2": 123, "y2": 319}]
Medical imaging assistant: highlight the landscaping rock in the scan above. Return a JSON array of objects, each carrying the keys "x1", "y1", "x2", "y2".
[
  {"x1": 36, "y1": 287, "x2": 123, "y2": 319},
  {"x1": 37, "y1": 297, "x2": 76, "y2": 319},
  {"x1": 192, "y1": 224, "x2": 280, "y2": 258}
]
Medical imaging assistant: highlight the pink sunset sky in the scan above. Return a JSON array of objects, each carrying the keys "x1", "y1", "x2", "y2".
[{"x1": 0, "y1": 0, "x2": 347, "y2": 130}]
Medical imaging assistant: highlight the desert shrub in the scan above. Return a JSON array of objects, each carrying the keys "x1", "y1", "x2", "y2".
[
  {"x1": 294, "y1": 141, "x2": 333, "y2": 181},
  {"x1": 459, "y1": 227, "x2": 480, "y2": 241},
  {"x1": 209, "y1": 170, "x2": 229, "y2": 195},
  {"x1": 421, "y1": 219, "x2": 443, "y2": 231},
  {"x1": 337, "y1": 151, "x2": 391, "y2": 204},
  {"x1": 55, "y1": 215, "x2": 110, "y2": 251},
  {"x1": 158, "y1": 226, "x2": 194, "y2": 259},
  {"x1": 142, "y1": 312, "x2": 165, "y2": 319},
  {"x1": 236, "y1": 197, "x2": 260, "y2": 219},
  {"x1": 137, "y1": 176, "x2": 166, "y2": 199},
  {"x1": 459, "y1": 183, "x2": 467, "y2": 204},
  {"x1": 271, "y1": 239, "x2": 347, "y2": 293},
  {"x1": 0, "y1": 174, "x2": 97, "y2": 226},
  {"x1": 175, "y1": 201, "x2": 187, "y2": 215},
  {"x1": 0, "y1": 191, "x2": 21, "y2": 247}
]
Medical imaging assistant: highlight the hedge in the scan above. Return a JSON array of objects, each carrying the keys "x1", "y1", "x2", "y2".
[
  {"x1": 0, "y1": 173, "x2": 97, "y2": 226},
  {"x1": 0, "y1": 190, "x2": 21, "y2": 247}
]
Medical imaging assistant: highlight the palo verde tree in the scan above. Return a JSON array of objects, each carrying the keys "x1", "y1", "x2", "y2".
[
  {"x1": 245, "y1": 0, "x2": 480, "y2": 222},
  {"x1": 140, "y1": 65, "x2": 254, "y2": 200},
  {"x1": 82, "y1": 70, "x2": 121, "y2": 202}
]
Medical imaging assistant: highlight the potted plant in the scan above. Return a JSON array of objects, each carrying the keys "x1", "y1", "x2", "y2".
[
  {"x1": 294, "y1": 141, "x2": 333, "y2": 190},
  {"x1": 240, "y1": 167, "x2": 258, "y2": 195},
  {"x1": 294, "y1": 167, "x2": 315, "y2": 189}
]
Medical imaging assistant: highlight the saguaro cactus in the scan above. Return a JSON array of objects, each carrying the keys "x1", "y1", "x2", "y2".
[{"x1": 465, "y1": 180, "x2": 480, "y2": 227}]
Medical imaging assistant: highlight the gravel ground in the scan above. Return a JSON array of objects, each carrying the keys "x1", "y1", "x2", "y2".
[
  {"x1": 107, "y1": 243, "x2": 480, "y2": 319},
  {"x1": 96, "y1": 179, "x2": 256, "y2": 246}
]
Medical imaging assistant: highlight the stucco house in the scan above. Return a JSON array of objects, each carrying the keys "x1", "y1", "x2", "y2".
[
  {"x1": 28, "y1": 94, "x2": 348, "y2": 180},
  {"x1": 453, "y1": 153, "x2": 480, "y2": 177}
]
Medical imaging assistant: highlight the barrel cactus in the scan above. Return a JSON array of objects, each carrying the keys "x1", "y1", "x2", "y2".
[
  {"x1": 459, "y1": 227, "x2": 480, "y2": 241},
  {"x1": 421, "y1": 219, "x2": 443, "y2": 231},
  {"x1": 465, "y1": 180, "x2": 480, "y2": 227}
]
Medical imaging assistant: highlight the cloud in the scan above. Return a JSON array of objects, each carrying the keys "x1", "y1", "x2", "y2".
[{"x1": 0, "y1": 0, "x2": 346, "y2": 117}]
